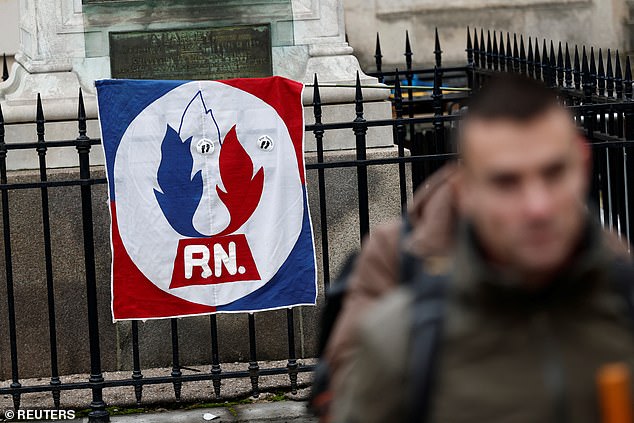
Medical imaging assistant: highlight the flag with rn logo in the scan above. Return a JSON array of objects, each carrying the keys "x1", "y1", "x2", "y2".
[{"x1": 96, "y1": 77, "x2": 317, "y2": 320}]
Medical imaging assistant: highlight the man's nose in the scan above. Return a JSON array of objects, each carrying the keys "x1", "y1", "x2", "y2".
[{"x1": 522, "y1": 181, "x2": 554, "y2": 220}]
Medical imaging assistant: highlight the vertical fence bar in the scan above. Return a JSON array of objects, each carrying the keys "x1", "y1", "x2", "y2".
[
  {"x1": 36, "y1": 94, "x2": 61, "y2": 408},
  {"x1": 624, "y1": 57, "x2": 634, "y2": 244},
  {"x1": 557, "y1": 42, "x2": 564, "y2": 88},
  {"x1": 549, "y1": 41, "x2": 557, "y2": 89},
  {"x1": 209, "y1": 315, "x2": 222, "y2": 398},
  {"x1": 393, "y1": 70, "x2": 409, "y2": 208},
  {"x1": 248, "y1": 313, "x2": 260, "y2": 397},
  {"x1": 519, "y1": 35, "x2": 527, "y2": 75},
  {"x1": 498, "y1": 31, "x2": 505, "y2": 73},
  {"x1": 534, "y1": 39, "x2": 542, "y2": 82},
  {"x1": 486, "y1": 30, "x2": 492, "y2": 70},
  {"x1": 131, "y1": 321, "x2": 143, "y2": 405},
  {"x1": 405, "y1": 31, "x2": 415, "y2": 150},
  {"x1": 527, "y1": 37, "x2": 534, "y2": 79},
  {"x1": 512, "y1": 33, "x2": 519, "y2": 73},
  {"x1": 616, "y1": 51, "x2": 624, "y2": 139},
  {"x1": 582, "y1": 48, "x2": 600, "y2": 210},
  {"x1": 286, "y1": 308, "x2": 298, "y2": 394},
  {"x1": 473, "y1": 29, "x2": 480, "y2": 70},
  {"x1": 0, "y1": 102, "x2": 21, "y2": 412},
  {"x1": 312, "y1": 75, "x2": 330, "y2": 287},
  {"x1": 541, "y1": 40, "x2": 548, "y2": 84},
  {"x1": 77, "y1": 90, "x2": 108, "y2": 423},
  {"x1": 607, "y1": 50, "x2": 614, "y2": 99},
  {"x1": 480, "y1": 28, "x2": 487, "y2": 69},
  {"x1": 432, "y1": 66, "x2": 444, "y2": 172},
  {"x1": 598, "y1": 49, "x2": 606, "y2": 98},
  {"x1": 353, "y1": 72, "x2": 370, "y2": 242},
  {"x1": 492, "y1": 31, "x2": 499, "y2": 72},
  {"x1": 565, "y1": 43, "x2": 573, "y2": 91},
  {"x1": 574, "y1": 46, "x2": 581, "y2": 91},
  {"x1": 374, "y1": 34, "x2": 383, "y2": 83},
  {"x1": 170, "y1": 318, "x2": 182, "y2": 401}
]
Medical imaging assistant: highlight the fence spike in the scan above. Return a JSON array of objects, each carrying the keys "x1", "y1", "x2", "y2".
[
  {"x1": 607, "y1": 49, "x2": 614, "y2": 97},
  {"x1": 557, "y1": 42, "x2": 564, "y2": 87},
  {"x1": 625, "y1": 56, "x2": 632, "y2": 100},
  {"x1": 506, "y1": 32, "x2": 513, "y2": 72},
  {"x1": 312, "y1": 74, "x2": 322, "y2": 121},
  {"x1": 466, "y1": 27, "x2": 473, "y2": 66},
  {"x1": 513, "y1": 33, "x2": 519, "y2": 73},
  {"x1": 473, "y1": 29, "x2": 480, "y2": 68},
  {"x1": 541, "y1": 40, "x2": 549, "y2": 83},
  {"x1": 405, "y1": 30, "x2": 413, "y2": 72},
  {"x1": 498, "y1": 31, "x2": 505, "y2": 72},
  {"x1": 565, "y1": 43, "x2": 572, "y2": 88},
  {"x1": 549, "y1": 41, "x2": 557, "y2": 88},
  {"x1": 492, "y1": 31, "x2": 499, "y2": 71},
  {"x1": 78, "y1": 88, "x2": 87, "y2": 138},
  {"x1": 527, "y1": 37, "x2": 534, "y2": 78},
  {"x1": 534, "y1": 38, "x2": 542, "y2": 81},
  {"x1": 590, "y1": 47, "x2": 597, "y2": 92},
  {"x1": 374, "y1": 33, "x2": 383, "y2": 82},
  {"x1": 36, "y1": 94, "x2": 45, "y2": 147},
  {"x1": 434, "y1": 27, "x2": 442, "y2": 68},
  {"x1": 519, "y1": 35, "x2": 526, "y2": 75},
  {"x1": 0, "y1": 102, "x2": 4, "y2": 143},
  {"x1": 486, "y1": 30, "x2": 492, "y2": 70},
  {"x1": 598, "y1": 48, "x2": 605, "y2": 96},
  {"x1": 582, "y1": 46, "x2": 591, "y2": 99},
  {"x1": 615, "y1": 50, "x2": 623, "y2": 100},
  {"x1": 480, "y1": 29, "x2": 486, "y2": 69},
  {"x1": 355, "y1": 71, "x2": 363, "y2": 119},
  {"x1": 574, "y1": 45, "x2": 581, "y2": 90},
  {"x1": 2, "y1": 54, "x2": 8, "y2": 82}
]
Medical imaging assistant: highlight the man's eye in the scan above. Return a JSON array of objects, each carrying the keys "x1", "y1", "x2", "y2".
[
  {"x1": 543, "y1": 162, "x2": 566, "y2": 182},
  {"x1": 490, "y1": 174, "x2": 519, "y2": 190}
]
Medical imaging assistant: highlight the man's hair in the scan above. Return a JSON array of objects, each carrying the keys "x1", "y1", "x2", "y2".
[{"x1": 466, "y1": 73, "x2": 560, "y2": 121}]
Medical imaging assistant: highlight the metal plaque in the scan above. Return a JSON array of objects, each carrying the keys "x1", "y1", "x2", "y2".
[{"x1": 109, "y1": 25, "x2": 273, "y2": 80}]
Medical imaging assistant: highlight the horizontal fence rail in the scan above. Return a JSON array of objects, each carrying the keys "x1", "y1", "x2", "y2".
[{"x1": 0, "y1": 27, "x2": 633, "y2": 423}]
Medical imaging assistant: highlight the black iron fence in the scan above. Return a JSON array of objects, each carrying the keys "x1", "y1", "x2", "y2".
[{"x1": 0, "y1": 27, "x2": 633, "y2": 422}]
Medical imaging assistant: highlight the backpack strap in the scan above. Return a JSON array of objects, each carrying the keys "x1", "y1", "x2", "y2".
[
  {"x1": 406, "y1": 270, "x2": 447, "y2": 423},
  {"x1": 399, "y1": 212, "x2": 448, "y2": 423},
  {"x1": 399, "y1": 213, "x2": 419, "y2": 285}
]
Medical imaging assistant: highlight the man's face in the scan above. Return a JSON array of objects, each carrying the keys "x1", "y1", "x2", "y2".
[{"x1": 457, "y1": 107, "x2": 590, "y2": 276}]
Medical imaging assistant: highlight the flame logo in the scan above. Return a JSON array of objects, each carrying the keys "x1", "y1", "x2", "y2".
[{"x1": 154, "y1": 92, "x2": 264, "y2": 238}]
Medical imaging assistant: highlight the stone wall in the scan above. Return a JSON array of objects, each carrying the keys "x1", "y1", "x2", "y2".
[{"x1": 344, "y1": 0, "x2": 630, "y2": 69}]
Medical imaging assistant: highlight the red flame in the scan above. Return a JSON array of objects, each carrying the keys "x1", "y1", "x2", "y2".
[{"x1": 215, "y1": 125, "x2": 264, "y2": 236}]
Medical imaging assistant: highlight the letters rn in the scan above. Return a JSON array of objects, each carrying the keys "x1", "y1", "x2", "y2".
[{"x1": 170, "y1": 234, "x2": 260, "y2": 288}]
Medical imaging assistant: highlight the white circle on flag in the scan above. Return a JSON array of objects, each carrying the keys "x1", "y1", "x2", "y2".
[{"x1": 113, "y1": 81, "x2": 304, "y2": 307}]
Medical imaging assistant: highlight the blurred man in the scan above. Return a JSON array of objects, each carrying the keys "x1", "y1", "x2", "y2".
[{"x1": 331, "y1": 73, "x2": 633, "y2": 423}]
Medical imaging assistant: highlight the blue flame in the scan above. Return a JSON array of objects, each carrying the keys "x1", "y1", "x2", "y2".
[{"x1": 154, "y1": 124, "x2": 205, "y2": 238}]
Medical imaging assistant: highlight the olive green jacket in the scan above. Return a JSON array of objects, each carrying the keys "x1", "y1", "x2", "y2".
[{"x1": 333, "y1": 220, "x2": 634, "y2": 423}]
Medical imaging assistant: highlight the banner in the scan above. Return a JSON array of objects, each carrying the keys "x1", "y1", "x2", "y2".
[{"x1": 96, "y1": 77, "x2": 317, "y2": 320}]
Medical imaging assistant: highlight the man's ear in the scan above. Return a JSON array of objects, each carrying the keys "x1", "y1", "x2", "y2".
[
  {"x1": 576, "y1": 133, "x2": 591, "y2": 180},
  {"x1": 452, "y1": 163, "x2": 471, "y2": 216}
]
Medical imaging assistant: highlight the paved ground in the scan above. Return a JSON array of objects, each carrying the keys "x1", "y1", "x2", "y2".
[
  {"x1": 0, "y1": 359, "x2": 317, "y2": 422},
  {"x1": 77, "y1": 402, "x2": 316, "y2": 422}
]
